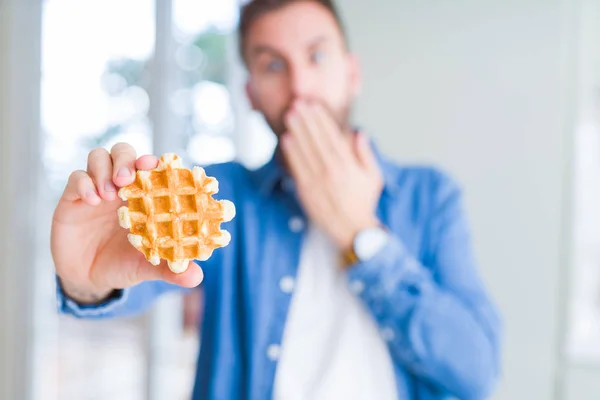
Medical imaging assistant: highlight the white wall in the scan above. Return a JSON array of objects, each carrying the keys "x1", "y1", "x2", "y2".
[{"x1": 338, "y1": 0, "x2": 578, "y2": 399}]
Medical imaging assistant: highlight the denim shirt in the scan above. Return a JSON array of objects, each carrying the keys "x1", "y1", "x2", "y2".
[{"x1": 57, "y1": 144, "x2": 502, "y2": 400}]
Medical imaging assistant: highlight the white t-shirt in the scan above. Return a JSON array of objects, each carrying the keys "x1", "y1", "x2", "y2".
[{"x1": 273, "y1": 224, "x2": 398, "y2": 400}]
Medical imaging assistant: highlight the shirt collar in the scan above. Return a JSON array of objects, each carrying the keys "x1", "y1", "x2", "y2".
[
  {"x1": 251, "y1": 146, "x2": 287, "y2": 196},
  {"x1": 251, "y1": 134, "x2": 401, "y2": 198}
]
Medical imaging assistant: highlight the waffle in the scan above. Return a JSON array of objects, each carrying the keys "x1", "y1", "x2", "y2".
[{"x1": 116, "y1": 153, "x2": 235, "y2": 273}]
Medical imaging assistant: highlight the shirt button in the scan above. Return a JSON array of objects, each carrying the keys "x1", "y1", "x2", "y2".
[
  {"x1": 349, "y1": 280, "x2": 365, "y2": 295},
  {"x1": 279, "y1": 276, "x2": 295, "y2": 294},
  {"x1": 288, "y1": 216, "x2": 305, "y2": 233},
  {"x1": 266, "y1": 344, "x2": 281, "y2": 361},
  {"x1": 381, "y1": 327, "x2": 395, "y2": 342}
]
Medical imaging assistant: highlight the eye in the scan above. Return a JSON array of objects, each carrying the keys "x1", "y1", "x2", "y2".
[
  {"x1": 265, "y1": 59, "x2": 285, "y2": 72},
  {"x1": 311, "y1": 50, "x2": 327, "y2": 64}
]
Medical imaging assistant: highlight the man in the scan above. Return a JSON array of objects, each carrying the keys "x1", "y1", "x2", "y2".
[{"x1": 51, "y1": 0, "x2": 502, "y2": 399}]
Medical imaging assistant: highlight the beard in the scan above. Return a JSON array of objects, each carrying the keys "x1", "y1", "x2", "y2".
[{"x1": 262, "y1": 98, "x2": 354, "y2": 138}]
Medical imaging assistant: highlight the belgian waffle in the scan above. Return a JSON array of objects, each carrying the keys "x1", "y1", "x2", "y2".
[{"x1": 117, "y1": 153, "x2": 235, "y2": 273}]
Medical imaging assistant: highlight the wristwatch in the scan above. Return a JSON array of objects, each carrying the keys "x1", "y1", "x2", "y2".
[{"x1": 342, "y1": 226, "x2": 390, "y2": 267}]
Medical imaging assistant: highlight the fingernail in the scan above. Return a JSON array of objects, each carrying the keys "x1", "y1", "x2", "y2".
[
  {"x1": 117, "y1": 168, "x2": 131, "y2": 177},
  {"x1": 104, "y1": 181, "x2": 116, "y2": 192},
  {"x1": 85, "y1": 190, "x2": 99, "y2": 201}
]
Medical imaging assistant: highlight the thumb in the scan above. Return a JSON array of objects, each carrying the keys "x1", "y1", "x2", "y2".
[
  {"x1": 135, "y1": 259, "x2": 204, "y2": 288},
  {"x1": 160, "y1": 261, "x2": 204, "y2": 288}
]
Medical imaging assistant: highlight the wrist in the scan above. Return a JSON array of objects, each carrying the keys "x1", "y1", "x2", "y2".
[
  {"x1": 58, "y1": 276, "x2": 115, "y2": 306},
  {"x1": 338, "y1": 217, "x2": 381, "y2": 251},
  {"x1": 340, "y1": 218, "x2": 386, "y2": 268}
]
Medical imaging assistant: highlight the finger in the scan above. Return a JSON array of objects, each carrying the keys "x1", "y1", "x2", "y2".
[
  {"x1": 311, "y1": 102, "x2": 353, "y2": 165},
  {"x1": 135, "y1": 260, "x2": 204, "y2": 287},
  {"x1": 63, "y1": 170, "x2": 101, "y2": 206},
  {"x1": 281, "y1": 133, "x2": 310, "y2": 186},
  {"x1": 87, "y1": 148, "x2": 117, "y2": 201},
  {"x1": 110, "y1": 142, "x2": 137, "y2": 187},
  {"x1": 285, "y1": 107, "x2": 321, "y2": 178},
  {"x1": 160, "y1": 261, "x2": 204, "y2": 288},
  {"x1": 297, "y1": 100, "x2": 338, "y2": 162},
  {"x1": 354, "y1": 131, "x2": 378, "y2": 171},
  {"x1": 135, "y1": 154, "x2": 159, "y2": 171}
]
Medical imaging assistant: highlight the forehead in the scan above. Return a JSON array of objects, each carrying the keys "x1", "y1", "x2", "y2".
[{"x1": 245, "y1": 1, "x2": 344, "y2": 55}]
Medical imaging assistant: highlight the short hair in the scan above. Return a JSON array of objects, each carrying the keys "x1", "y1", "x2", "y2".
[{"x1": 238, "y1": 0, "x2": 348, "y2": 64}]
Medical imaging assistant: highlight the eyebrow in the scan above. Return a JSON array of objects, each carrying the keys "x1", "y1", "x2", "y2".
[
  {"x1": 307, "y1": 35, "x2": 328, "y2": 49},
  {"x1": 250, "y1": 45, "x2": 284, "y2": 59},
  {"x1": 250, "y1": 35, "x2": 329, "y2": 59}
]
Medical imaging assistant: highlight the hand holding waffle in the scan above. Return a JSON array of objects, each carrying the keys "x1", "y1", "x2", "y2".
[
  {"x1": 281, "y1": 99, "x2": 383, "y2": 252},
  {"x1": 51, "y1": 143, "x2": 234, "y2": 305}
]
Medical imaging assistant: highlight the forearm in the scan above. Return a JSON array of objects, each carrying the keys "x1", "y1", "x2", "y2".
[{"x1": 347, "y1": 235, "x2": 502, "y2": 399}]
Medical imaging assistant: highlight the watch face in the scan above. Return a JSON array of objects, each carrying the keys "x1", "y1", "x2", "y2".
[{"x1": 354, "y1": 227, "x2": 389, "y2": 261}]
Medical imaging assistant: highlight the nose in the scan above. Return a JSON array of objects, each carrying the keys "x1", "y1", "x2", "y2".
[{"x1": 289, "y1": 63, "x2": 315, "y2": 99}]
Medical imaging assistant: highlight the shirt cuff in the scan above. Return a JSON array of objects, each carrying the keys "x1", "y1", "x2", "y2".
[
  {"x1": 345, "y1": 234, "x2": 434, "y2": 305},
  {"x1": 55, "y1": 275, "x2": 130, "y2": 318}
]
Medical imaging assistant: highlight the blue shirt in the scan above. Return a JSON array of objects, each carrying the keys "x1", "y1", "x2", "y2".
[{"x1": 57, "y1": 142, "x2": 502, "y2": 400}]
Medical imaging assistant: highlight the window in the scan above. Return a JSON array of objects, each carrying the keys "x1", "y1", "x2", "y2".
[
  {"x1": 39, "y1": 0, "x2": 276, "y2": 398},
  {"x1": 41, "y1": 1, "x2": 156, "y2": 398}
]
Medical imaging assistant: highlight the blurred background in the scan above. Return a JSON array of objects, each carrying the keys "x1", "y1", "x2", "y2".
[{"x1": 1, "y1": 0, "x2": 599, "y2": 399}]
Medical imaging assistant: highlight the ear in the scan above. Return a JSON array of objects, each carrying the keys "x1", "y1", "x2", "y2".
[
  {"x1": 347, "y1": 53, "x2": 362, "y2": 98},
  {"x1": 245, "y1": 81, "x2": 259, "y2": 111}
]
